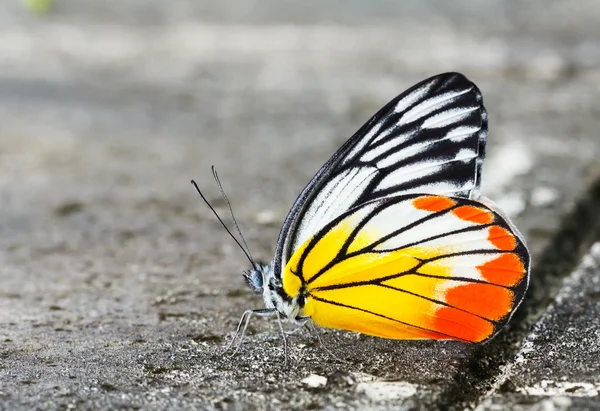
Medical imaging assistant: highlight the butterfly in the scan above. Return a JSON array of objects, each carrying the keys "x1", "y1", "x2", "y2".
[{"x1": 194, "y1": 72, "x2": 530, "y2": 349}]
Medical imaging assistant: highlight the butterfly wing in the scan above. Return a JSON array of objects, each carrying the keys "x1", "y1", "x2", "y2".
[
  {"x1": 273, "y1": 73, "x2": 489, "y2": 278},
  {"x1": 282, "y1": 194, "x2": 530, "y2": 343}
]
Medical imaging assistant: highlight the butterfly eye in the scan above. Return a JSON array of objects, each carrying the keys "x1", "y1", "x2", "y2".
[{"x1": 243, "y1": 269, "x2": 264, "y2": 295}]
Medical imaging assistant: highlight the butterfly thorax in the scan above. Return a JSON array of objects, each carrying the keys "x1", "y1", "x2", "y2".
[{"x1": 243, "y1": 263, "x2": 305, "y2": 321}]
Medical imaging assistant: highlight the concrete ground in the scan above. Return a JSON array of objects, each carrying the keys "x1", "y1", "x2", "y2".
[{"x1": 1, "y1": 1, "x2": 599, "y2": 409}]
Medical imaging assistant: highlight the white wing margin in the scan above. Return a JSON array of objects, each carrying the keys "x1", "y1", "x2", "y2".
[{"x1": 273, "y1": 73, "x2": 488, "y2": 278}]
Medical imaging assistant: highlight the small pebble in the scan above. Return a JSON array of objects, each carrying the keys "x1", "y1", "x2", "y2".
[
  {"x1": 356, "y1": 381, "x2": 418, "y2": 401},
  {"x1": 301, "y1": 374, "x2": 327, "y2": 388}
]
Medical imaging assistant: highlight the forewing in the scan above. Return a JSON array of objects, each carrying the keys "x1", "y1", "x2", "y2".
[
  {"x1": 282, "y1": 194, "x2": 529, "y2": 343},
  {"x1": 274, "y1": 73, "x2": 488, "y2": 278}
]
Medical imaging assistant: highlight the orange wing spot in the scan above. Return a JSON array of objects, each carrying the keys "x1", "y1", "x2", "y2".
[
  {"x1": 433, "y1": 307, "x2": 494, "y2": 343},
  {"x1": 445, "y1": 283, "x2": 514, "y2": 321},
  {"x1": 452, "y1": 205, "x2": 494, "y2": 224},
  {"x1": 488, "y1": 226, "x2": 517, "y2": 250},
  {"x1": 477, "y1": 253, "x2": 525, "y2": 286},
  {"x1": 412, "y1": 196, "x2": 456, "y2": 213}
]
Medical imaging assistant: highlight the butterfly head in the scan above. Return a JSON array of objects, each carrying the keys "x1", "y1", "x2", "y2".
[{"x1": 243, "y1": 263, "x2": 271, "y2": 295}]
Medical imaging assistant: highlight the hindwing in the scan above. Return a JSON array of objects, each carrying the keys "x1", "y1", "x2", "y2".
[{"x1": 282, "y1": 194, "x2": 529, "y2": 343}]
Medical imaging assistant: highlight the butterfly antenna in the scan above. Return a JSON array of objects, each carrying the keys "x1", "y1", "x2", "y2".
[
  {"x1": 211, "y1": 166, "x2": 255, "y2": 264},
  {"x1": 190, "y1": 179, "x2": 255, "y2": 266}
]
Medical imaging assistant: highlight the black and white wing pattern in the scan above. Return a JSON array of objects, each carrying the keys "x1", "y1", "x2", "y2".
[{"x1": 273, "y1": 72, "x2": 489, "y2": 277}]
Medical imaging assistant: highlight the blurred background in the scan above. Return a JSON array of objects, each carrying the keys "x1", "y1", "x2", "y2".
[
  {"x1": 1, "y1": 1, "x2": 600, "y2": 407},
  {"x1": 2, "y1": 0, "x2": 599, "y2": 284}
]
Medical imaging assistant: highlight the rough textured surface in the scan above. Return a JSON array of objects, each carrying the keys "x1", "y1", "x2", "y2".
[
  {"x1": 476, "y1": 243, "x2": 600, "y2": 411},
  {"x1": 1, "y1": 1, "x2": 600, "y2": 410}
]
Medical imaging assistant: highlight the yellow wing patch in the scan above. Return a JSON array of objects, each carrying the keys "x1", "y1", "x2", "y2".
[{"x1": 282, "y1": 194, "x2": 529, "y2": 343}]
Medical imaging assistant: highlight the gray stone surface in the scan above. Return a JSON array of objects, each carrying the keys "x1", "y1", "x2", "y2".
[
  {"x1": 1, "y1": 1, "x2": 600, "y2": 410},
  {"x1": 477, "y1": 243, "x2": 600, "y2": 411}
]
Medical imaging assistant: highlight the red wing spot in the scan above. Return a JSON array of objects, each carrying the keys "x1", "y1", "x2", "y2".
[
  {"x1": 488, "y1": 226, "x2": 517, "y2": 251},
  {"x1": 433, "y1": 307, "x2": 494, "y2": 343},
  {"x1": 477, "y1": 253, "x2": 525, "y2": 286},
  {"x1": 452, "y1": 205, "x2": 494, "y2": 224},
  {"x1": 412, "y1": 196, "x2": 456, "y2": 213},
  {"x1": 445, "y1": 283, "x2": 514, "y2": 321}
]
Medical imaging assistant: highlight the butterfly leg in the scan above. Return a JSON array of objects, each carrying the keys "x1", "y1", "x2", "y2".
[
  {"x1": 274, "y1": 311, "x2": 290, "y2": 368},
  {"x1": 284, "y1": 316, "x2": 311, "y2": 336},
  {"x1": 307, "y1": 320, "x2": 349, "y2": 364},
  {"x1": 223, "y1": 308, "x2": 277, "y2": 356}
]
